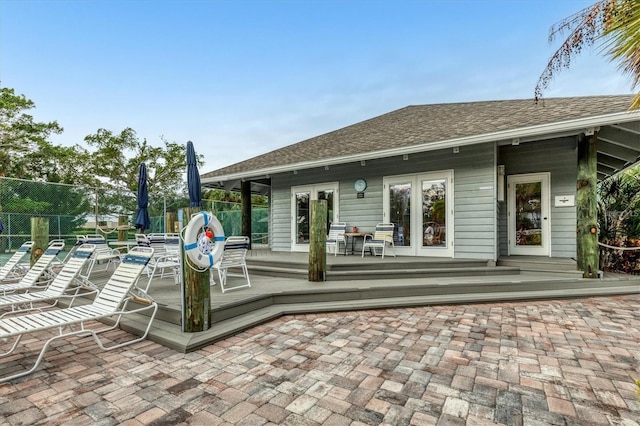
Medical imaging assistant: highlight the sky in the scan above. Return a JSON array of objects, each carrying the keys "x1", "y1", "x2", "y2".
[{"x1": 0, "y1": 0, "x2": 635, "y2": 174}]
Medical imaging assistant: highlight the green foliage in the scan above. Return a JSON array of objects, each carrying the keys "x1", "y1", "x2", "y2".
[
  {"x1": 0, "y1": 178, "x2": 89, "y2": 235},
  {"x1": 0, "y1": 86, "x2": 63, "y2": 179},
  {"x1": 537, "y1": 0, "x2": 640, "y2": 108}
]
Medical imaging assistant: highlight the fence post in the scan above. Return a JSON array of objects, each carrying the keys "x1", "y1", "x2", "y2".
[
  {"x1": 30, "y1": 217, "x2": 49, "y2": 266},
  {"x1": 118, "y1": 215, "x2": 127, "y2": 242}
]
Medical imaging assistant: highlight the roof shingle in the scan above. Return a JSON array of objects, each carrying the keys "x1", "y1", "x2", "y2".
[{"x1": 202, "y1": 95, "x2": 635, "y2": 179}]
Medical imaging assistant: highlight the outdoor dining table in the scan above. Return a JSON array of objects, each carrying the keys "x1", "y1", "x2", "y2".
[{"x1": 342, "y1": 232, "x2": 368, "y2": 255}]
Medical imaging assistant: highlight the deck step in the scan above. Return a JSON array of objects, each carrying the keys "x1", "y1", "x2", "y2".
[
  {"x1": 497, "y1": 256, "x2": 583, "y2": 277},
  {"x1": 119, "y1": 277, "x2": 640, "y2": 353}
]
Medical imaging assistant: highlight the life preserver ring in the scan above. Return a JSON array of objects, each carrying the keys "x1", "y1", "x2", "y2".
[{"x1": 183, "y1": 211, "x2": 225, "y2": 268}]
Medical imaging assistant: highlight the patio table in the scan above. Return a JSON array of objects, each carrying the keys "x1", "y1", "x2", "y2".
[{"x1": 343, "y1": 232, "x2": 367, "y2": 255}]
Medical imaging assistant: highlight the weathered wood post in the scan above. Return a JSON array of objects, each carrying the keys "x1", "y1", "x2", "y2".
[
  {"x1": 166, "y1": 212, "x2": 177, "y2": 233},
  {"x1": 576, "y1": 131, "x2": 599, "y2": 278},
  {"x1": 118, "y1": 215, "x2": 127, "y2": 242},
  {"x1": 30, "y1": 217, "x2": 49, "y2": 266},
  {"x1": 181, "y1": 207, "x2": 211, "y2": 332},
  {"x1": 241, "y1": 181, "x2": 252, "y2": 249},
  {"x1": 308, "y1": 200, "x2": 327, "y2": 281}
]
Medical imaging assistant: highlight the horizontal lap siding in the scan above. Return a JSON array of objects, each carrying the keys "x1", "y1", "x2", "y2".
[
  {"x1": 498, "y1": 137, "x2": 577, "y2": 258},
  {"x1": 452, "y1": 144, "x2": 495, "y2": 259},
  {"x1": 270, "y1": 143, "x2": 495, "y2": 258}
]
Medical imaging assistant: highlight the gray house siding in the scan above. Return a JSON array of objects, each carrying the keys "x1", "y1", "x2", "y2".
[
  {"x1": 270, "y1": 142, "x2": 496, "y2": 259},
  {"x1": 498, "y1": 137, "x2": 578, "y2": 258}
]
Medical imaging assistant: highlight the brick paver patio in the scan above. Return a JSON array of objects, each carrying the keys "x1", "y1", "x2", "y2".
[{"x1": 1, "y1": 295, "x2": 639, "y2": 425}]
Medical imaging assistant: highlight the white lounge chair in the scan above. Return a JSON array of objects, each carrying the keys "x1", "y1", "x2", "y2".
[
  {"x1": 326, "y1": 222, "x2": 347, "y2": 256},
  {"x1": 0, "y1": 241, "x2": 34, "y2": 280},
  {"x1": 361, "y1": 223, "x2": 396, "y2": 259},
  {"x1": 81, "y1": 235, "x2": 122, "y2": 276},
  {"x1": 0, "y1": 246, "x2": 156, "y2": 383},
  {"x1": 139, "y1": 234, "x2": 181, "y2": 291},
  {"x1": 0, "y1": 241, "x2": 66, "y2": 295},
  {"x1": 0, "y1": 244, "x2": 97, "y2": 317},
  {"x1": 211, "y1": 236, "x2": 251, "y2": 293}
]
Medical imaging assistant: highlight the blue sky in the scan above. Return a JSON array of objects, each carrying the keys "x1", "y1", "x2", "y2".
[{"x1": 0, "y1": 0, "x2": 634, "y2": 173}]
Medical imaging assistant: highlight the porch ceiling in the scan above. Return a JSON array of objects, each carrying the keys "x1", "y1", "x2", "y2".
[{"x1": 596, "y1": 123, "x2": 640, "y2": 181}]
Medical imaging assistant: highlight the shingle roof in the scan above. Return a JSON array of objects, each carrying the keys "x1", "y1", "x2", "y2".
[{"x1": 201, "y1": 95, "x2": 636, "y2": 180}]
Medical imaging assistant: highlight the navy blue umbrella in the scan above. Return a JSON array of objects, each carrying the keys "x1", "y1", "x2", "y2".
[
  {"x1": 187, "y1": 141, "x2": 202, "y2": 208},
  {"x1": 134, "y1": 162, "x2": 151, "y2": 231}
]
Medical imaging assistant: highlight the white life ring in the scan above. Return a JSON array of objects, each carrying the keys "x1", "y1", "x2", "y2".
[{"x1": 183, "y1": 211, "x2": 225, "y2": 268}]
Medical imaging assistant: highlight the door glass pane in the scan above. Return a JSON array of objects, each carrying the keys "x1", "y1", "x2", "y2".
[
  {"x1": 422, "y1": 179, "x2": 446, "y2": 247},
  {"x1": 296, "y1": 192, "x2": 310, "y2": 244},
  {"x1": 389, "y1": 182, "x2": 411, "y2": 247},
  {"x1": 515, "y1": 182, "x2": 542, "y2": 246},
  {"x1": 318, "y1": 189, "x2": 334, "y2": 229}
]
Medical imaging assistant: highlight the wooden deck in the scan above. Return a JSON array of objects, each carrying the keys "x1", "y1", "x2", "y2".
[{"x1": 76, "y1": 250, "x2": 640, "y2": 353}]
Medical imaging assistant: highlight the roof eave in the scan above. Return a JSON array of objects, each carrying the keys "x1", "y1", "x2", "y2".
[{"x1": 201, "y1": 110, "x2": 640, "y2": 185}]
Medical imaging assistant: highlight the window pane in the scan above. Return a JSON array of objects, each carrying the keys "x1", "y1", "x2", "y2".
[
  {"x1": 515, "y1": 182, "x2": 542, "y2": 246},
  {"x1": 296, "y1": 192, "x2": 310, "y2": 244},
  {"x1": 422, "y1": 179, "x2": 446, "y2": 247},
  {"x1": 389, "y1": 182, "x2": 411, "y2": 246}
]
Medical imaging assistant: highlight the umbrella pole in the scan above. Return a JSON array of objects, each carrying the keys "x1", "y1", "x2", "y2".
[{"x1": 181, "y1": 206, "x2": 212, "y2": 332}]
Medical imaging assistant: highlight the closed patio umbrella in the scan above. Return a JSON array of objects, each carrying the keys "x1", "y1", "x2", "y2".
[
  {"x1": 187, "y1": 141, "x2": 202, "y2": 208},
  {"x1": 134, "y1": 163, "x2": 151, "y2": 231}
]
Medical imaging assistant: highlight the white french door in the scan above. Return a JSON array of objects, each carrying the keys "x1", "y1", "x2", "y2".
[
  {"x1": 291, "y1": 183, "x2": 339, "y2": 252},
  {"x1": 383, "y1": 171, "x2": 453, "y2": 257},
  {"x1": 507, "y1": 173, "x2": 550, "y2": 256}
]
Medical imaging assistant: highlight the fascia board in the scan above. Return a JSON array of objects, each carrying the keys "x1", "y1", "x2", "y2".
[{"x1": 201, "y1": 110, "x2": 640, "y2": 184}]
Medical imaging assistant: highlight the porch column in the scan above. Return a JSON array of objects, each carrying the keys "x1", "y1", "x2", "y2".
[
  {"x1": 576, "y1": 130, "x2": 599, "y2": 278},
  {"x1": 309, "y1": 200, "x2": 327, "y2": 282},
  {"x1": 241, "y1": 180, "x2": 252, "y2": 249}
]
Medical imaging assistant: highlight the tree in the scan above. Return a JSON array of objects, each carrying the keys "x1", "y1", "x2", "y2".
[
  {"x1": 82, "y1": 128, "x2": 200, "y2": 218},
  {"x1": 536, "y1": 0, "x2": 640, "y2": 108},
  {"x1": 0, "y1": 86, "x2": 64, "y2": 178}
]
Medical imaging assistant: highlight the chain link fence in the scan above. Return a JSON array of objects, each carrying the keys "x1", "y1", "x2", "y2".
[{"x1": 0, "y1": 177, "x2": 268, "y2": 254}]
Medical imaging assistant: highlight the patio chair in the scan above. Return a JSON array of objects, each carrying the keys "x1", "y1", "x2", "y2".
[
  {"x1": 0, "y1": 240, "x2": 66, "y2": 295},
  {"x1": 81, "y1": 235, "x2": 122, "y2": 276},
  {"x1": 211, "y1": 236, "x2": 251, "y2": 293},
  {"x1": 0, "y1": 246, "x2": 156, "y2": 383},
  {"x1": 361, "y1": 223, "x2": 396, "y2": 259},
  {"x1": 0, "y1": 241, "x2": 34, "y2": 280},
  {"x1": 0, "y1": 244, "x2": 97, "y2": 317},
  {"x1": 326, "y1": 222, "x2": 347, "y2": 256}
]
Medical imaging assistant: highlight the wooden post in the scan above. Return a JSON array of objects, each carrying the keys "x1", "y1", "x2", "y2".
[
  {"x1": 166, "y1": 212, "x2": 177, "y2": 233},
  {"x1": 241, "y1": 181, "x2": 252, "y2": 249},
  {"x1": 308, "y1": 200, "x2": 327, "y2": 282},
  {"x1": 576, "y1": 132, "x2": 599, "y2": 278},
  {"x1": 181, "y1": 207, "x2": 211, "y2": 332},
  {"x1": 118, "y1": 215, "x2": 127, "y2": 242},
  {"x1": 30, "y1": 217, "x2": 49, "y2": 266}
]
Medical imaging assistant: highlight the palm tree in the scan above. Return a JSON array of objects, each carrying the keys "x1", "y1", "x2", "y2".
[{"x1": 536, "y1": 0, "x2": 640, "y2": 109}]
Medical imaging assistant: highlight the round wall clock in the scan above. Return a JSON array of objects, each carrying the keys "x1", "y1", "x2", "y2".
[{"x1": 354, "y1": 178, "x2": 367, "y2": 192}]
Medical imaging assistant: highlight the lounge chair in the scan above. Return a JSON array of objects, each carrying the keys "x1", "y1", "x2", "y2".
[
  {"x1": 361, "y1": 223, "x2": 396, "y2": 259},
  {"x1": 0, "y1": 244, "x2": 97, "y2": 317},
  {"x1": 80, "y1": 235, "x2": 122, "y2": 276},
  {"x1": 0, "y1": 246, "x2": 156, "y2": 383},
  {"x1": 211, "y1": 236, "x2": 251, "y2": 293},
  {"x1": 0, "y1": 241, "x2": 34, "y2": 280},
  {"x1": 326, "y1": 222, "x2": 347, "y2": 256},
  {"x1": 140, "y1": 234, "x2": 181, "y2": 291},
  {"x1": 0, "y1": 241, "x2": 66, "y2": 295}
]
